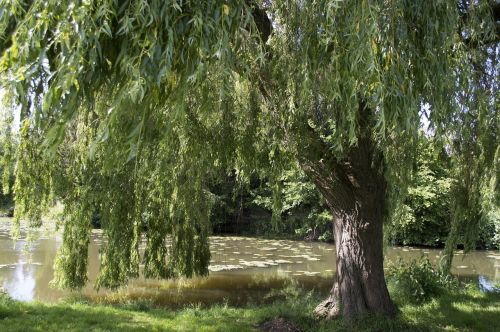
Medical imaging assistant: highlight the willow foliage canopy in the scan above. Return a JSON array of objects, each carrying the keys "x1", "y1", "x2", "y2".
[{"x1": 0, "y1": 0, "x2": 498, "y2": 319}]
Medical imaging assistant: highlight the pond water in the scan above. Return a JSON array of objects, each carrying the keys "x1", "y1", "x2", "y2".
[{"x1": 0, "y1": 218, "x2": 498, "y2": 306}]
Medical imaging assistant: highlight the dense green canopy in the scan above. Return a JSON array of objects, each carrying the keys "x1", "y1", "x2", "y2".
[{"x1": 0, "y1": 0, "x2": 498, "y2": 289}]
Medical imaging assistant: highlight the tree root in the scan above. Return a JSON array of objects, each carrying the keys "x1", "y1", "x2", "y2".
[{"x1": 313, "y1": 295, "x2": 341, "y2": 319}]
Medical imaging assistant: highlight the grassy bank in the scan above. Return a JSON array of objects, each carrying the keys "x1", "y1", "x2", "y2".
[{"x1": 1, "y1": 284, "x2": 499, "y2": 332}]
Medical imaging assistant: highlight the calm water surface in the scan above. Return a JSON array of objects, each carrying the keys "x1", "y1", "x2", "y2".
[{"x1": 0, "y1": 218, "x2": 498, "y2": 306}]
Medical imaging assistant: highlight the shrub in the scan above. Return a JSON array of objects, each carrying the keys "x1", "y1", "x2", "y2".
[
  {"x1": 386, "y1": 257, "x2": 457, "y2": 304},
  {"x1": 0, "y1": 288, "x2": 17, "y2": 319}
]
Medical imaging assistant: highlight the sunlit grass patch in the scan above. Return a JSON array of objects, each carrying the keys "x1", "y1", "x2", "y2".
[
  {"x1": 0, "y1": 284, "x2": 499, "y2": 332},
  {"x1": 399, "y1": 285, "x2": 500, "y2": 332}
]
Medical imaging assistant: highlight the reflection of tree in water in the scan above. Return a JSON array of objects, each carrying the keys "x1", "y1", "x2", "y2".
[
  {"x1": 30, "y1": 235, "x2": 67, "y2": 301},
  {"x1": 0, "y1": 223, "x2": 65, "y2": 301},
  {"x1": 448, "y1": 251, "x2": 499, "y2": 281},
  {"x1": 385, "y1": 247, "x2": 499, "y2": 285},
  {"x1": 4, "y1": 242, "x2": 36, "y2": 301}
]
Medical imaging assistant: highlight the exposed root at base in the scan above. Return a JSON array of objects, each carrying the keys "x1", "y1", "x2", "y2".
[{"x1": 313, "y1": 295, "x2": 341, "y2": 319}]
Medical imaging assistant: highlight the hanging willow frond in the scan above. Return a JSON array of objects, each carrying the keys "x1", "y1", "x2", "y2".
[{"x1": 0, "y1": 0, "x2": 497, "y2": 288}]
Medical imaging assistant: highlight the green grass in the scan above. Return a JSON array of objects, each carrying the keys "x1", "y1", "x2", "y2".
[{"x1": 0, "y1": 285, "x2": 499, "y2": 332}]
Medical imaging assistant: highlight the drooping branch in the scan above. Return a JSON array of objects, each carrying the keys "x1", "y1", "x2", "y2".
[{"x1": 458, "y1": 0, "x2": 500, "y2": 47}]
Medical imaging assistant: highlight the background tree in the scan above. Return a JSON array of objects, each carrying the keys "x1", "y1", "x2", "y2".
[
  {"x1": 388, "y1": 134, "x2": 453, "y2": 247},
  {"x1": 388, "y1": 132, "x2": 499, "y2": 250},
  {"x1": 0, "y1": 0, "x2": 498, "y2": 320}
]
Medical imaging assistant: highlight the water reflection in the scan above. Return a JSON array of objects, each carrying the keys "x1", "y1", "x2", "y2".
[
  {"x1": 5, "y1": 261, "x2": 35, "y2": 301},
  {"x1": 0, "y1": 218, "x2": 498, "y2": 306},
  {"x1": 478, "y1": 276, "x2": 500, "y2": 292}
]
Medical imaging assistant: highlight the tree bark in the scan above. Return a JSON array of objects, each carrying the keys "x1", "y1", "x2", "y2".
[
  {"x1": 299, "y1": 106, "x2": 397, "y2": 320},
  {"x1": 309, "y1": 192, "x2": 397, "y2": 320}
]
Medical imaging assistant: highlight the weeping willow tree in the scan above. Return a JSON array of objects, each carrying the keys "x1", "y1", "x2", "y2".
[{"x1": 0, "y1": 0, "x2": 498, "y2": 319}]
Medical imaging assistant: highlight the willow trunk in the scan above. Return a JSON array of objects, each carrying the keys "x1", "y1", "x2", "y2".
[
  {"x1": 300, "y1": 109, "x2": 397, "y2": 319},
  {"x1": 313, "y1": 182, "x2": 397, "y2": 319}
]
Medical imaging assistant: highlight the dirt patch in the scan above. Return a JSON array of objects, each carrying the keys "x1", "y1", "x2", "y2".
[{"x1": 258, "y1": 317, "x2": 302, "y2": 332}]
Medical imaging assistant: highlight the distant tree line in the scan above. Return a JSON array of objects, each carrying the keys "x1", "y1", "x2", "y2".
[{"x1": 210, "y1": 134, "x2": 499, "y2": 250}]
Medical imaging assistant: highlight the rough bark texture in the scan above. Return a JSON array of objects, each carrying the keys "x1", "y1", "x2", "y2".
[{"x1": 299, "y1": 105, "x2": 397, "y2": 320}]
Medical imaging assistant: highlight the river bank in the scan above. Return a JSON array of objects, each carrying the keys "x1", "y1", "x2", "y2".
[
  {"x1": 1, "y1": 218, "x2": 499, "y2": 305},
  {"x1": 1, "y1": 284, "x2": 499, "y2": 332}
]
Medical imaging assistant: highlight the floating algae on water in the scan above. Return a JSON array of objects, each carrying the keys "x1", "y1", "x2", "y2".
[{"x1": 0, "y1": 221, "x2": 499, "y2": 305}]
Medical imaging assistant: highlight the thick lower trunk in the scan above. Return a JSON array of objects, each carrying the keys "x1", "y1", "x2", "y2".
[
  {"x1": 313, "y1": 206, "x2": 397, "y2": 319},
  {"x1": 300, "y1": 168, "x2": 397, "y2": 319},
  {"x1": 299, "y1": 105, "x2": 397, "y2": 320}
]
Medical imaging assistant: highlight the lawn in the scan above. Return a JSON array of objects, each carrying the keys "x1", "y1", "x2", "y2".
[{"x1": 0, "y1": 284, "x2": 499, "y2": 331}]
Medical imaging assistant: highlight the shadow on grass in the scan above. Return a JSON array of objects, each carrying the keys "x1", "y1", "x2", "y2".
[
  {"x1": 1, "y1": 289, "x2": 499, "y2": 332},
  {"x1": 434, "y1": 291, "x2": 500, "y2": 331},
  {"x1": 0, "y1": 298, "x2": 258, "y2": 332},
  {"x1": 2, "y1": 301, "x2": 158, "y2": 331},
  {"x1": 399, "y1": 289, "x2": 500, "y2": 332},
  {"x1": 306, "y1": 290, "x2": 500, "y2": 332}
]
